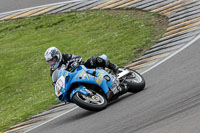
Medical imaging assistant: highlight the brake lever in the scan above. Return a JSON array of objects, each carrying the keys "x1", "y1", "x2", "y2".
[{"x1": 65, "y1": 60, "x2": 73, "y2": 70}]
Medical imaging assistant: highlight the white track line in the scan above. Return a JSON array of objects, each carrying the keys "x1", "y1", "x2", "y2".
[
  {"x1": 23, "y1": 106, "x2": 79, "y2": 133},
  {"x1": 141, "y1": 33, "x2": 200, "y2": 75},
  {"x1": 0, "y1": 0, "x2": 82, "y2": 16}
]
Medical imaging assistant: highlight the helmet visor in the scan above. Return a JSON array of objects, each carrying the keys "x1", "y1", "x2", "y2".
[{"x1": 47, "y1": 57, "x2": 57, "y2": 67}]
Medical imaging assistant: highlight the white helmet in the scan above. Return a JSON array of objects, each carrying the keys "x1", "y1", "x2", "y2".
[{"x1": 44, "y1": 47, "x2": 62, "y2": 70}]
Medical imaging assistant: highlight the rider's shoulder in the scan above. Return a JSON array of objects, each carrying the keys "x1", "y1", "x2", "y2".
[{"x1": 62, "y1": 53, "x2": 72, "y2": 57}]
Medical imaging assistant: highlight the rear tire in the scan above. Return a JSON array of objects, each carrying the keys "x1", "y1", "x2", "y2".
[
  {"x1": 72, "y1": 91, "x2": 107, "y2": 111},
  {"x1": 124, "y1": 69, "x2": 145, "y2": 93}
]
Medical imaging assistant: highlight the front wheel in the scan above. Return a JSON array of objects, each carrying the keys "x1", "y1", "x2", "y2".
[
  {"x1": 124, "y1": 69, "x2": 145, "y2": 93},
  {"x1": 72, "y1": 91, "x2": 107, "y2": 111}
]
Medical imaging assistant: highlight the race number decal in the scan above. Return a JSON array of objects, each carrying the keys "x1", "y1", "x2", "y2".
[{"x1": 55, "y1": 76, "x2": 65, "y2": 97}]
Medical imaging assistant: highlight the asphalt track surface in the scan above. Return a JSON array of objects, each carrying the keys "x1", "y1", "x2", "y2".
[
  {"x1": 0, "y1": 0, "x2": 69, "y2": 13},
  {"x1": 26, "y1": 37, "x2": 200, "y2": 133},
  {"x1": 2, "y1": 0, "x2": 200, "y2": 133}
]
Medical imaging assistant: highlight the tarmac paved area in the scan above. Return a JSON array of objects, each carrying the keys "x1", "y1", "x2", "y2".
[{"x1": 27, "y1": 38, "x2": 200, "y2": 133}]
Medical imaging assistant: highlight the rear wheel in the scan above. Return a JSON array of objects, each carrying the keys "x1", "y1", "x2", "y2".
[
  {"x1": 72, "y1": 90, "x2": 107, "y2": 111},
  {"x1": 124, "y1": 69, "x2": 145, "y2": 93}
]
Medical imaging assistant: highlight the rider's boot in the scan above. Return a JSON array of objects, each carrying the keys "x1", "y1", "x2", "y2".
[{"x1": 106, "y1": 90, "x2": 114, "y2": 101}]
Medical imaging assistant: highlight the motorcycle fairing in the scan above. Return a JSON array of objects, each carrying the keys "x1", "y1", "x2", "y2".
[
  {"x1": 54, "y1": 75, "x2": 65, "y2": 97},
  {"x1": 56, "y1": 65, "x2": 115, "y2": 102},
  {"x1": 99, "y1": 54, "x2": 108, "y2": 61},
  {"x1": 67, "y1": 66, "x2": 111, "y2": 94},
  {"x1": 69, "y1": 86, "x2": 89, "y2": 100},
  {"x1": 54, "y1": 68, "x2": 69, "y2": 101}
]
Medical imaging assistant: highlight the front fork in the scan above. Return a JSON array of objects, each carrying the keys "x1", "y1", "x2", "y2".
[{"x1": 70, "y1": 86, "x2": 90, "y2": 101}]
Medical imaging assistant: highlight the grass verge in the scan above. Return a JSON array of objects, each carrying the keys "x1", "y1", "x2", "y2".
[{"x1": 0, "y1": 9, "x2": 168, "y2": 131}]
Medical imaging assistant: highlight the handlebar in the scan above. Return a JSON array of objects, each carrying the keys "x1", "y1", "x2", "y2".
[{"x1": 65, "y1": 57, "x2": 82, "y2": 71}]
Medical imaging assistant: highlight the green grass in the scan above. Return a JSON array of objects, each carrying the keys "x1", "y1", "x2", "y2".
[{"x1": 0, "y1": 9, "x2": 168, "y2": 131}]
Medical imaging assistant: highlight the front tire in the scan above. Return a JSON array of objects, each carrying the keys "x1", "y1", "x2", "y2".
[
  {"x1": 72, "y1": 91, "x2": 107, "y2": 111},
  {"x1": 124, "y1": 69, "x2": 145, "y2": 93}
]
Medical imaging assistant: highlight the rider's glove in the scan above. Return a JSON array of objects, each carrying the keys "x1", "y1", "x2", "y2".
[
  {"x1": 70, "y1": 61, "x2": 79, "y2": 69},
  {"x1": 75, "y1": 57, "x2": 82, "y2": 64}
]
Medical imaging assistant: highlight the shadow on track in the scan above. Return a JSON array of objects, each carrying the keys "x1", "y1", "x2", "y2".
[
  {"x1": 108, "y1": 87, "x2": 147, "y2": 107},
  {"x1": 48, "y1": 88, "x2": 147, "y2": 130},
  {"x1": 48, "y1": 109, "x2": 98, "y2": 129}
]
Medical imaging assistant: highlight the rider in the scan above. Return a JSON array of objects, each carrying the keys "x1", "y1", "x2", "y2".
[{"x1": 44, "y1": 46, "x2": 119, "y2": 86}]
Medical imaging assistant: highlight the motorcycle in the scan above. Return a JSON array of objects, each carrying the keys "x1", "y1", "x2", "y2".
[{"x1": 53, "y1": 55, "x2": 145, "y2": 111}]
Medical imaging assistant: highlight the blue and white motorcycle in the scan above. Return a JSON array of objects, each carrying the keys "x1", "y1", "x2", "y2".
[{"x1": 53, "y1": 55, "x2": 145, "y2": 111}]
